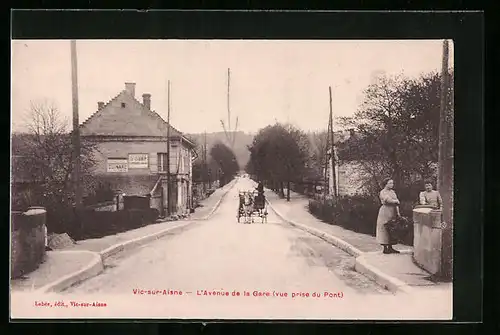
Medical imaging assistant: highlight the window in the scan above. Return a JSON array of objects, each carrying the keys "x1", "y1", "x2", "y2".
[
  {"x1": 158, "y1": 151, "x2": 179, "y2": 173},
  {"x1": 157, "y1": 153, "x2": 168, "y2": 172},
  {"x1": 121, "y1": 102, "x2": 126, "y2": 108}
]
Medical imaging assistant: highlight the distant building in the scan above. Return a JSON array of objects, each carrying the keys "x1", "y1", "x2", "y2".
[{"x1": 80, "y1": 82, "x2": 196, "y2": 216}]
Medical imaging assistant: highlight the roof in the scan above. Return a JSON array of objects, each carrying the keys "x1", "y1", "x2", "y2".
[{"x1": 80, "y1": 89, "x2": 194, "y2": 147}]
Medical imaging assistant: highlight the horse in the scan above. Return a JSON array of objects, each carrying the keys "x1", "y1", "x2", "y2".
[{"x1": 242, "y1": 192, "x2": 254, "y2": 223}]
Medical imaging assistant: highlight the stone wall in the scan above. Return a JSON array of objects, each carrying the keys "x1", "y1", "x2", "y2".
[
  {"x1": 11, "y1": 207, "x2": 47, "y2": 279},
  {"x1": 412, "y1": 206, "x2": 452, "y2": 279}
]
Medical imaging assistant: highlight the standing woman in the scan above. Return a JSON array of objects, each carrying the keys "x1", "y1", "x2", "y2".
[{"x1": 376, "y1": 178, "x2": 401, "y2": 254}]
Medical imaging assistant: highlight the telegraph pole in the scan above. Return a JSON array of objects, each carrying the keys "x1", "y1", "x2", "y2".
[
  {"x1": 203, "y1": 131, "x2": 207, "y2": 194},
  {"x1": 438, "y1": 40, "x2": 453, "y2": 222},
  {"x1": 227, "y1": 68, "x2": 231, "y2": 143},
  {"x1": 70, "y1": 40, "x2": 82, "y2": 210},
  {"x1": 166, "y1": 80, "x2": 171, "y2": 216},
  {"x1": 329, "y1": 86, "x2": 337, "y2": 197},
  {"x1": 438, "y1": 39, "x2": 453, "y2": 279}
]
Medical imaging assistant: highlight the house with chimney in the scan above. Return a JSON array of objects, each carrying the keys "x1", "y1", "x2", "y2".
[{"x1": 80, "y1": 82, "x2": 196, "y2": 217}]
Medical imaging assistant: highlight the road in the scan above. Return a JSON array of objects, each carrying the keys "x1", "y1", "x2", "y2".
[{"x1": 62, "y1": 177, "x2": 398, "y2": 319}]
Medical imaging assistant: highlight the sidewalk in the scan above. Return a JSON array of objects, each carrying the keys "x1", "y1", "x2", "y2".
[
  {"x1": 265, "y1": 188, "x2": 452, "y2": 295},
  {"x1": 63, "y1": 180, "x2": 235, "y2": 253},
  {"x1": 10, "y1": 251, "x2": 97, "y2": 292},
  {"x1": 10, "y1": 180, "x2": 236, "y2": 293},
  {"x1": 265, "y1": 190, "x2": 408, "y2": 253}
]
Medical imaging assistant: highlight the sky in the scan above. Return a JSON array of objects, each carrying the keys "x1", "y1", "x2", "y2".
[{"x1": 11, "y1": 39, "x2": 451, "y2": 134}]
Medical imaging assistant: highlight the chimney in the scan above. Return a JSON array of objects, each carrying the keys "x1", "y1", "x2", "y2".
[
  {"x1": 97, "y1": 101, "x2": 104, "y2": 110},
  {"x1": 142, "y1": 93, "x2": 151, "y2": 110},
  {"x1": 124, "y1": 82, "x2": 136, "y2": 97}
]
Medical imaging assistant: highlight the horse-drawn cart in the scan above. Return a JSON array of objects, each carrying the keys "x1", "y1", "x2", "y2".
[{"x1": 237, "y1": 190, "x2": 268, "y2": 223}]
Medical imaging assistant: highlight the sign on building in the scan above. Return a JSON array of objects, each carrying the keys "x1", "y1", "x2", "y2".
[
  {"x1": 107, "y1": 158, "x2": 128, "y2": 172},
  {"x1": 128, "y1": 153, "x2": 149, "y2": 169}
]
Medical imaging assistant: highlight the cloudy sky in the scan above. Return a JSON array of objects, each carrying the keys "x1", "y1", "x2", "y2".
[{"x1": 11, "y1": 39, "x2": 450, "y2": 134}]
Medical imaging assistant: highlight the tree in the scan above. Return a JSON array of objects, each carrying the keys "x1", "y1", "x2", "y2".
[
  {"x1": 209, "y1": 141, "x2": 239, "y2": 186},
  {"x1": 337, "y1": 71, "x2": 453, "y2": 199},
  {"x1": 246, "y1": 123, "x2": 309, "y2": 201},
  {"x1": 11, "y1": 100, "x2": 98, "y2": 232},
  {"x1": 307, "y1": 131, "x2": 329, "y2": 180}
]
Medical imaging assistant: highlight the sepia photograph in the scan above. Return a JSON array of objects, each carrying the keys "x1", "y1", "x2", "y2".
[{"x1": 10, "y1": 39, "x2": 454, "y2": 320}]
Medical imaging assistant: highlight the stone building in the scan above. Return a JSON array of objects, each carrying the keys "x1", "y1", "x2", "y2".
[{"x1": 80, "y1": 82, "x2": 196, "y2": 216}]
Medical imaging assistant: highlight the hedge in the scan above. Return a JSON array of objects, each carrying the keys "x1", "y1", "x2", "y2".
[
  {"x1": 45, "y1": 207, "x2": 159, "y2": 241},
  {"x1": 308, "y1": 195, "x2": 414, "y2": 246}
]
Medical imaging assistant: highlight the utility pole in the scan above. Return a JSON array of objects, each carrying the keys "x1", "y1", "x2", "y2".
[
  {"x1": 438, "y1": 39, "x2": 453, "y2": 279},
  {"x1": 166, "y1": 80, "x2": 171, "y2": 216},
  {"x1": 227, "y1": 68, "x2": 231, "y2": 137},
  {"x1": 221, "y1": 68, "x2": 239, "y2": 150},
  {"x1": 329, "y1": 86, "x2": 337, "y2": 197},
  {"x1": 323, "y1": 137, "x2": 329, "y2": 198},
  {"x1": 323, "y1": 86, "x2": 337, "y2": 198},
  {"x1": 70, "y1": 40, "x2": 82, "y2": 210},
  {"x1": 203, "y1": 131, "x2": 207, "y2": 194}
]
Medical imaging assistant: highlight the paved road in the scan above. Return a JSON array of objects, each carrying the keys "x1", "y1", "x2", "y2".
[{"x1": 62, "y1": 177, "x2": 395, "y2": 319}]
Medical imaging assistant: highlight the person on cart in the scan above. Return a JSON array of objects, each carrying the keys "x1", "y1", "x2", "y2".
[
  {"x1": 254, "y1": 181, "x2": 265, "y2": 209},
  {"x1": 256, "y1": 181, "x2": 264, "y2": 194}
]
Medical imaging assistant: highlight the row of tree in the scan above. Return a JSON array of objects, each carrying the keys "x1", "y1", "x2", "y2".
[
  {"x1": 245, "y1": 123, "x2": 310, "y2": 200},
  {"x1": 191, "y1": 141, "x2": 240, "y2": 188},
  {"x1": 245, "y1": 70, "x2": 453, "y2": 201}
]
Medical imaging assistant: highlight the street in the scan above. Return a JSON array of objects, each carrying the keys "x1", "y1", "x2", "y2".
[
  {"x1": 53, "y1": 177, "x2": 414, "y2": 319},
  {"x1": 64, "y1": 177, "x2": 388, "y2": 296}
]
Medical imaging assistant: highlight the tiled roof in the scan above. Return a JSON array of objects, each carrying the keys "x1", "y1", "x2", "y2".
[{"x1": 80, "y1": 90, "x2": 193, "y2": 146}]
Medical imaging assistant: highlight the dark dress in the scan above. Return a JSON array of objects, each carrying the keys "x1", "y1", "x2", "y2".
[{"x1": 255, "y1": 183, "x2": 265, "y2": 209}]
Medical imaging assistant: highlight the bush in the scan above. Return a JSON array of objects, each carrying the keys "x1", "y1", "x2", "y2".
[
  {"x1": 308, "y1": 195, "x2": 414, "y2": 246},
  {"x1": 45, "y1": 207, "x2": 160, "y2": 241}
]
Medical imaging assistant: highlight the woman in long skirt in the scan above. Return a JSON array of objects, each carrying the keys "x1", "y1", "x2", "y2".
[{"x1": 376, "y1": 178, "x2": 401, "y2": 254}]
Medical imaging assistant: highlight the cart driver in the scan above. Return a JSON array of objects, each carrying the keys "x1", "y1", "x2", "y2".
[{"x1": 256, "y1": 181, "x2": 264, "y2": 194}]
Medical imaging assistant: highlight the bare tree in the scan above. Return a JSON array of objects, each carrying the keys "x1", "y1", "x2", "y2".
[{"x1": 13, "y1": 100, "x2": 97, "y2": 212}]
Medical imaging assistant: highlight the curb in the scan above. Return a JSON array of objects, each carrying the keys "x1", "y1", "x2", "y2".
[
  {"x1": 195, "y1": 178, "x2": 238, "y2": 221},
  {"x1": 99, "y1": 221, "x2": 193, "y2": 259},
  {"x1": 265, "y1": 198, "x2": 363, "y2": 258},
  {"x1": 35, "y1": 250, "x2": 104, "y2": 294},
  {"x1": 265, "y1": 195, "x2": 415, "y2": 295},
  {"x1": 355, "y1": 254, "x2": 415, "y2": 294},
  {"x1": 34, "y1": 178, "x2": 239, "y2": 293}
]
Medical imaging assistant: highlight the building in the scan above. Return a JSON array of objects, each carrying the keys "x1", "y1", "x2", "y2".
[{"x1": 80, "y1": 82, "x2": 196, "y2": 217}]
